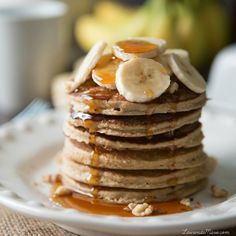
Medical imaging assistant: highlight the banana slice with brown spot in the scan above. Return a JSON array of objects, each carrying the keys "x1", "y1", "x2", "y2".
[{"x1": 116, "y1": 58, "x2": 170, "y2": 103}]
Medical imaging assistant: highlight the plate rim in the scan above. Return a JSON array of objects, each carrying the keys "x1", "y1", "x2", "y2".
[{"x1": 0, "y1": 109, "x2": 236, "y2": 234}]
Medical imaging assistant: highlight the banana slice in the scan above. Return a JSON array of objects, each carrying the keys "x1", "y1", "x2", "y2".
[
  {"x1": 165, "y1": 49, "x2": 190, "y2": 62},
  {"x1": 66, "y1": 40, "x2": 107, "y2": 93},
  {"x1": 154, "y1": 54, "x2": 172, "y2": 75},
  {"x1": 168, "y1": 54, "x2": 206, "y2": 93},
  {"x1": 92, "y1": 54, "x2": 120, "y2": 89},
  {"x1": 116, "y1": 58, "x2": 170, "y2": 103},
  {"x1": 113, "y1": 37, "x2": 166, "y2": 61}
]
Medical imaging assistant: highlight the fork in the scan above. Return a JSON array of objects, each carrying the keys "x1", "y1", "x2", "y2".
[{"x1": 12, "y1": 99, "x2": 51, "y2": 121}]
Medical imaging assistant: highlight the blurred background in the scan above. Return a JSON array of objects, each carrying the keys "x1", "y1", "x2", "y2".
[{"x1": 0, "y1": 0, "x2": 236, "y2": 123}]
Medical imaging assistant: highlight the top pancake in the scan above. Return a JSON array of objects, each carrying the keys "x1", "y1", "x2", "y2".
[{"x1": 69, "y1": 77, "x2": 206, "y2": 116}]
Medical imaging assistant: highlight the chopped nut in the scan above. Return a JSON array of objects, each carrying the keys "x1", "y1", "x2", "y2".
[
  {"x1": 168, "y1": 81, "x2": 179, "y2": 94},
  {"x1": 127, "y1": 203, "x2": 137, "y2": 210},
  {"x1": 127, "y1": 203, "x2": 153, "y2": 217},
  {"x1": 42, "y1": 174, "x2": 61, "y2": 184},
  {"x1": 180, "y1": 198, "x2": 191, "y2": 207},
  {"x1": 180, "y1": 198, "x2": 202, "y2": 209},
  {"x1": 123, "y1": 206, "x2": 131, "y2": 211},
  {"x1": 54, "y1": 186, "x2": 72, "y2": 196},
  {"x1": 193, "y1": 201, "x2": 202, "y2": 208},
  {"x1": 211, "y1": 185, "x2": 228, "y2": 198}
]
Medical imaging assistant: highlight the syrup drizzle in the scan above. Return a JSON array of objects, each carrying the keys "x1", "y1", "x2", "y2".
[
  {"x1": 93, "y1": 54, "x2": 121, "y2": 86},
  {"x1": 145, "y1": 115, "x2": 154, "y2": 137},
  {"x1": 72, "y1": 107, "x2": 100, "y2": 194},
  {"x1": 88, "y1": 147, "x2": 100, "y2": 194},
  {"x1": 116, "y1": 40, "x2": 157, "y2": 53}
]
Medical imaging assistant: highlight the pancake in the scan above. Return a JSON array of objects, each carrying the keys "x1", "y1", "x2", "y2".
[
  {"x1": 63, "y1": 121, "x2": 203, "y2": 150},
  {"x1": 61, "y1": 174, "x2": 207, "y2": 204},
  {"x1": 69, "y1": 109, "x2": 201, "y2": 137},
  {"x1": 63, "y1": 139, "x2": 207, "y2": 170},
  {"x1": 70, "y1": 78, "x2": 206, "y2": 116},
  {"x1": 61, "y1": 157, "x2": 215, "y2": 189},
  {"x1": 55, "y1": 41, "x2": 214, "y2": 208}
]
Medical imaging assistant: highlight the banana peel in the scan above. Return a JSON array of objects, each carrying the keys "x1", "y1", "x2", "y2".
[
  {"x1": 175, "y1": 3, "x2": 208, "y2": 67},
  {"x1": 75, "y1": 4, "x2": 147, "y2": 51},
  {"x1": 145, "y1": 0, "x2": 176, "y2": 48},
  {"x1": 200, "y1": 2, "x2": 229, "y2": 60},
  {"x1": 94, "y1": 1, "x2": 135, "y2": 25},
  {"x1": 75, "y1": 0, "x2": 229, "y2": 68}
]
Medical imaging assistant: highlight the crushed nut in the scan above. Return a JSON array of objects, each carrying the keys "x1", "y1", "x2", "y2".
[
  {"x1": 123, "y1": 206, "x2": 130, "y2": 211},
  {"x1": 180, "y1": 198, "x2": 191, "y2": 207},
  {"x1": 127, "y1": 203, "x2": 153, "y2": 217},
  {"x1": 211, "y1": 185, "x2": 228, "y2": 198},
  {"x1": 192, "y1": 201, "x2": 202, "y2": 208},
  {"x1": 54, "y1": 186, "x2": 72, "y2": 196},
  {"x1": 127, "y1": 203, "x2": 137, "y2": 210},
  {"x1": 180, "y1": 198, "x2": 202, "y2": 209},
  {"x1": 42, "y1": 174, "x2": 61, "y2": 184},
  {"x1": 168, "y1": 81, "x2": 179, "y2": 94}
]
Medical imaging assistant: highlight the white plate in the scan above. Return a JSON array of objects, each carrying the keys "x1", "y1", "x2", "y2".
[{"x1": 0, "y1": 109, "x2": 236, "y2": 236}]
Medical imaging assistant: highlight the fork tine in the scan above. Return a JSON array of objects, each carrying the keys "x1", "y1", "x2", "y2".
[
  {"x1": 28, "y1": 99, "x2": 42, "y2": 117},
  {"x1": 12, "y1": 98, "x2": 50, "y2": 121},
  {"x1": 12, "y1": 99, "x2": 38, "y2": 121},
  {"x1": 26, "y1": 99, "x2": 47, "y2": 118}
]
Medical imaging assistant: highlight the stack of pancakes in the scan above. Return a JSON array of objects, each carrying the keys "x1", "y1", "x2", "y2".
[{"x1": 61, "y1": 77, "x2": 215, "y2": 204}]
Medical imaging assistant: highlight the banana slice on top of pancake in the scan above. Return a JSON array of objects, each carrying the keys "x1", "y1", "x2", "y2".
[
  {"x1": 92, "y1": 54, "x2": 121, "y2": 90},
  {"x1": 165, "y1": 49, "x2": 190, "y2": 62},
  {"x1": 116, "y1": 58, "x2": 170, "y2": 103},
  {"x1": 168, "y1": 54, "x2": 206, "y2": 94},
  {"x1": 66, "y1": 40, "x2": 107, "y2": 93},
  {"x1": 113, "y1": 37, "x2": 166, "y2": 61}
]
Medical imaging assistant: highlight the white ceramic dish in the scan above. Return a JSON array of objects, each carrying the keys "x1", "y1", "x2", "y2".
[{"x1": 0, "y1": 108, "x2": 236, "y2": 236}]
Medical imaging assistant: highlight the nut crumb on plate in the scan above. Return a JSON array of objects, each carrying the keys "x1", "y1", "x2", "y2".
[
  {"x1": 168, "y1": 81, "x2": 179, "y2": 94},
  {"x1": 126, "y1": 203, "x2": 153, "y2": 217},
  {"x1": 180, "y1": 198, "x2": 191, "y2": 207},
  {"x1": 54, "y1": 186, "x2": 72, "y2": 196},
  {"x1": 43, "y1": 174, "x2": 61, "y2": 184},
  {"x1": 211, "y1": 185, "x2": 228, "y2": 198},
  {"x1": 180, "y1": 198, "x2": 202, "y2": 209},
  {"x1": 193, "y1": 201, "x2": 202, "y2": 208}
]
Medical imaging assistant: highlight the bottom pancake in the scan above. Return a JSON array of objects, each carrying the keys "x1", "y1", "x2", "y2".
[{"x1": 61, "y1": 174, "x2": 207, "y2": 204}]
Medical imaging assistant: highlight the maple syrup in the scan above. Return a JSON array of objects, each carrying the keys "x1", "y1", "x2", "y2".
[
  {"x1": 51, "y1": 181, "x2": 192, "y2": 217},
  {"x1": 81, "y1": 89, "x2": 117, "y2": 101},
  {"x1": 88, "y1": 147, "x2": 100, "y2": 188},
  {"x1": 116, "y1": 40, "x2": 157, "y2": 54},
  {"x1": 71, "y1": 109, "x2": 100, "y2": 189},
  {"x1": 93, "y1": 54, "x2": 121, "y2": 86}
]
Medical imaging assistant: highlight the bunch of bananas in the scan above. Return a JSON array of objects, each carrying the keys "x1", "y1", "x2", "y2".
[{"x1": 75, "y1": 0, "x2": 229, "y2": 67}]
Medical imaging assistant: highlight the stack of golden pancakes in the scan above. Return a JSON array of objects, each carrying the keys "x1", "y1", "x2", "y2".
[{"x1": 61, "y1": 38, "x2": 215, "y2": 204}]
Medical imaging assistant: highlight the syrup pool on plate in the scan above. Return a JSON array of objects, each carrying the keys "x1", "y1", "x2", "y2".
[{"x1": 51, "y1": 181, "x2": 192, "y2": 217}]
